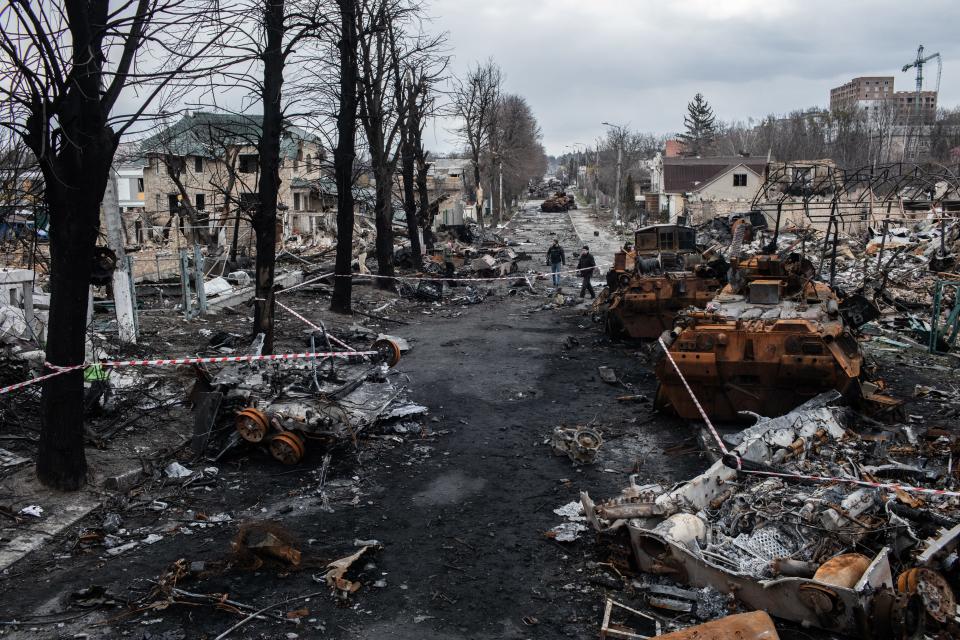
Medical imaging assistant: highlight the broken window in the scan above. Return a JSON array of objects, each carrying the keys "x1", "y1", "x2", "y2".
[
  {"x1": 293, "y1": 192, "x2": 301, "y2": 211},
  {"x1": 238, "y1": 192, "x2": 258, "y2": 211},
  {"x1": 239, "y1": 155, "x2": 259, "y2": 174},
  {"x1": 194, "y1": 156, "x2": 203, "y2": 173},
  {"x1": 195, "y1": 193, "x2": 205, "y2": 210},
  {"x1": 733, "y1": 173, "x2": 748, "y2": 187},
  {"x1": 167, "y1": 194, "x2": 179, "y2": 213},
  {"x1": 166, "y1": 156, "x2": 186, "y2": 174},
  {"x1": 137, "y1": 178, "x2": 144, "y2": 193}
]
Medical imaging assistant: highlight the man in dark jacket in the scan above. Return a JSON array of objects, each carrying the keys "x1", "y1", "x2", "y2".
[
  {"x1": 577, "y1": 245, "x2": 597, "y2": 298},
  {"x1": 546, "y1": 239, "x2": 565, "y2": 286}
]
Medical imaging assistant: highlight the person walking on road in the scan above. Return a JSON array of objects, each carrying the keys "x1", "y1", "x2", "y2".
[
  {"x1": 546, "y1": 238, "x2": 565, "y2": 287},
  {"x1": 577, "y1": 245, "x2": 597, "y2": 298}
]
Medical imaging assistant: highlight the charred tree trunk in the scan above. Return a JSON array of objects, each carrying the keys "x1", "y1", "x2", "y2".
[
  {"x1": 252, "y1": 0, "x2": 286, "y2": 354},
  {"x1": 373, "y1": 165, "x2": 395, "y2": 289},
  {"x1": 472, "y1": 160, "x2": 484, "y2": 229},
  {"x1": 416, "y1": 151, "x2": 430, "y2": 234},
  {"x1": 36, "y1": 132, "x2": 117, "y2": 490},
  {"x1": 331, "y1": 0, "x2": 358, "y2": 314},
  {"x1": 400, "y1": 128, "x2": 421, "y2": 264}
]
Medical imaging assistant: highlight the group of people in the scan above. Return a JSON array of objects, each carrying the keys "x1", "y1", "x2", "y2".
[
  {"x1": 546, "y1": 239, "x2": 597, "y2": 298},
  {"x1": 427, "y1": 228, "x2": 599, "y2": 298}
]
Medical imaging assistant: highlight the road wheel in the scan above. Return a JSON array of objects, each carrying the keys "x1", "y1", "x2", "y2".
[
  {"x1": 269, "y1": 431, "x2": 306, "y2": 465},
  {"x1": 236, "y1": 407, "x2": 270, "y2": 443},
  {"x1": 373, "y1": 337, "x2": 402, "y2": 367}
]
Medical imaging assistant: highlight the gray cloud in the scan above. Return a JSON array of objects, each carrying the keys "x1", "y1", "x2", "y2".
[{"x1": 426, "y1": 0, "x2": 960, "y2": 154}]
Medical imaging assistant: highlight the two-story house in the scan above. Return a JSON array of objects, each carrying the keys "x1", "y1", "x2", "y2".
[
  {"x1": 650, "y1": 154, "x2": 767, "y2": 224},
  {"x1": 139, "y1": 112, "x2": 326, "y2": 249},
  {"x1": 426, "y1": 158, "x2": 477, "y2": 227}
]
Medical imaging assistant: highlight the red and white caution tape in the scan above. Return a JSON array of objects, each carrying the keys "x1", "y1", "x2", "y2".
[
  {"x1": 0, "y1": 366, "x2": 85, "y2": 396},
  {"x1": 740, "y1": 468, "x2": 960, "y2": 499},
  {"x1": 93, "y1": 350, "x2": 377, "y2": 368},
  {"x1": 0, "y1": 349, "x2": 377, "y2": 397},
  {"x1": 275, "y1": 300, "x2": 356, "y2": 352},
  {"x1": 657, "y1": 336, "x2": 733, "y2": 459},
  {"x1": 283, "y1": 262, "x2": 611, "y2": 287},
  {"x1": 277, "y1": 271, "x2": 335, "y2": 295}
]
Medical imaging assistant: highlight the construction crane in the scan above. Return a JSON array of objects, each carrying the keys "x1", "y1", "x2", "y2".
[{"x1": 901, "y1": 44, "x2": 942, "y2": 119}]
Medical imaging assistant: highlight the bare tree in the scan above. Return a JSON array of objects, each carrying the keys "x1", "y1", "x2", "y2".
[
  {"x1": 0, "y1": 0, "x2": 222, "y2": 490},
  {"x1": 452, "y1": 59, "x2": 502, "y2": 229},
  {"x1": 211, "y1": 0, "x2": 332, "y2": 352},
  {"x1": 397, "y1": 57, "x2": 446, "y2": 264},
  {"x1": 592, "y1": 128, "x2": 661, "y2": 203},
  {"x1": 330, "y1": 0, "x2": 359, "y2": 312},
  {"x1": 486, "y1": 94, "x2": 546, "y2": 223},
  {"x1": 355, "y1": 0, "x2": 441, "y2": 289}
]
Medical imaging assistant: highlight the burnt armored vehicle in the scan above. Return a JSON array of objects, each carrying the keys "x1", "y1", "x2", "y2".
[
  {"x1": 540, "y1": 192, "x2": 575, "y2": 212},
  {"x1": 654, "y1": 252, "x2": 865, "y2": 421},
  {"x1": 602, "y1": 224, "x2": 725, "y2": 339}
]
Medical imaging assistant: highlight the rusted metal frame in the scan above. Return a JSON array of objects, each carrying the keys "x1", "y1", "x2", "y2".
[{"x1": 599, "y1": 598, "x2": 660, "y2": 639}]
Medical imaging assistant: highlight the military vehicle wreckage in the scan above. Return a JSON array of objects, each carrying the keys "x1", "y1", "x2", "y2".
[
  {"x1": 581, "y1": 392, "x2": 960, "y2": 639},
  {"x1": 600, "y1": 223, "x2": 725, "y2": 340},
  {"x1": 540, "y1": 191, "x2": 576, "y2": 212},
  {"x1": 654, "y1": 250, "x2": 869, "y2": 421},
  {"x1": 192, "y1": 336, "x2": 407, "y2": 465}
]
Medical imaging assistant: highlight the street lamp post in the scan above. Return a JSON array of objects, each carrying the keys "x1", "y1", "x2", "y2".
[{"x1": 594, "y1": 145, "x2": 600, "y2": 218}]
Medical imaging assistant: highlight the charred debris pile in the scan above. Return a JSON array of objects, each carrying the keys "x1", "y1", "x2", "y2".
[
  {"x1": 575, "y1": 166, "x2": 960, "y2": 638},
  {"x1": 582, "y1": 390, "x2": 960, "y2": 639}
]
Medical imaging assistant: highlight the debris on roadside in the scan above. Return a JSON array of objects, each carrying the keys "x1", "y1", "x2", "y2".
[
  {"x1": 581, "y1": 391, "x2": 960, "y2": 638},
  {"x1": 232, "y1": 521, "x2": 302, "y2": 570},
  {"x1": 322, "y1": 543, "x2": 382, "y2": 599},
  {"x1": 551, "y1": 426, "x2": 603, "y2": 464}
]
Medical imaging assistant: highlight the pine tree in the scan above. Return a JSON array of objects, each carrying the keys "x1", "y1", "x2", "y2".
[{"x1": 678, "y1": 93, "x2": 717, "y2": 156}]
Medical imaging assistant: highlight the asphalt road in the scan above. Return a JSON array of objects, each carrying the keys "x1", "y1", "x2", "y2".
[{"x1": 0, "y1": 204, "x2": 704, "y2": 639}]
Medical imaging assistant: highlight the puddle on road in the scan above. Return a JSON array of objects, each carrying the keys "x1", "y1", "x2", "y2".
[{"x1": 411, "y1": 470, "x2": 487, "y2": 506}]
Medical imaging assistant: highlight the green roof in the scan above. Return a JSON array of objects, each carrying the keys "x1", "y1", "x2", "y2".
[{"x1": 139, "y1": 112, "x2": 321, "y2": 160}]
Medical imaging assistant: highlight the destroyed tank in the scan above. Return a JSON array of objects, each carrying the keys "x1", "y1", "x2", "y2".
[
  {"x1": 601, "y1": 224, "x2": 725, "y2": 339},
  {"x1": 654, "y1": 252, "x2": 865, "y2": 421},
  {"x1": 540, "y1": 191, "x2": 575, "y2": 212}
]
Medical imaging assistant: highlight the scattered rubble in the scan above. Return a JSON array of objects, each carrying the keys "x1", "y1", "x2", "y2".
[
  {"x1": 582, "y1": 392, "x2": 960, "y2": 638},
  {"x1": 551, "y1": 425, "x2": 603, "y2": 464}
]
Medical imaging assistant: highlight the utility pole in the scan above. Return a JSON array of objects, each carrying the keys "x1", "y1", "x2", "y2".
[
  {"x1": 614, "y1": 142, "x2": 622, "y2": 227},
  {"x1": 499, "y1": 159, "x2": 504, "y2": 222},
  {"x1": 602, "y1": 121, "x2": 624, "y2": 228},
  {"x1": 594, "y1": 146, "x2": 600, "y2": 218}
]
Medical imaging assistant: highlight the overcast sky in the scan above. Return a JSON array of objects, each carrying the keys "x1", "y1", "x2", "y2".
[{"x1": 425, "y1": 0, "x2": 960, "y2": 156}]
